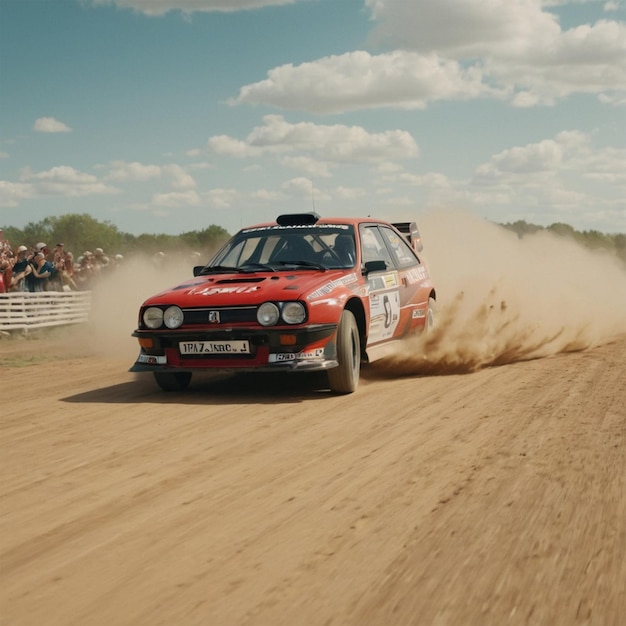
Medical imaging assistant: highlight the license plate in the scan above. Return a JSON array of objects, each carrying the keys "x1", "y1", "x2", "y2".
[{"x1": 179, "y1": 340, "x2": 250, "y2": 355}]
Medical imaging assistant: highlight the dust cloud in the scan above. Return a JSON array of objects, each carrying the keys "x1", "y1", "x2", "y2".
[
  {"x1": 372, "y1": 210, "x2": 626, "y2": 376},
  {"x1": 86, "y1": 212, "x2": 626, "y2": 376},
  {"x1": 88, "y1": 253, "x2": 203, "y2": 361}
]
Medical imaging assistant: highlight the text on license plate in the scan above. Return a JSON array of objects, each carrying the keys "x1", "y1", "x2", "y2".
[{"x1": 179, "y1": 340, "x2": 250, "y2": 354}]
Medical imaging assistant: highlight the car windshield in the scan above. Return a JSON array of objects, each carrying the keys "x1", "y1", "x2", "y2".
[{"x1": 203, "y1": 225, "x2": 356, "y2": 273}]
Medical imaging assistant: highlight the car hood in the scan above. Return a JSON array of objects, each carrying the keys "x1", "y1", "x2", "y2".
[{"x1": 142, "y1": 269, "x2": 359, "y2": 308}]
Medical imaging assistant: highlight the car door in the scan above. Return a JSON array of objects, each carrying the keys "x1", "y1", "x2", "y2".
[
  {"x1": 378, "y1": 225, "x2": 430, "y2": 334},
  {"x1": 359, "y1": 224, "x2": 402, "y2": 344},
  {"x1": 360, "y1": 223, "x2": 428, "y2": 345}
]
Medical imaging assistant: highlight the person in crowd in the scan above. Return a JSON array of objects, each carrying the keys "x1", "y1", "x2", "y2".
[
  {"x1": 34, "y1": 242, "x2": 49, "y2": 257},
  {"x1": 46, "y1": 244, "x2": 66, "y2": 291},
  {"x1": 23, "y1": 248, "x2": 37, "y2": 292},
  {"x1": 9, "y1": 245, "x2": 32, "y2": 291},
  {"x1": 74, "y1": 252, "x2": 96, "y2": 290},
  {"x1": 0, "y1": 238, "x2": 13, "y2": 292},
  {"x1": 153, "y1": 251, "x2": 166, "y2": 269},
  {"x1": 94, "y1": 247, "x2": 110, "y2": 270},
  {"x1": 62, "y1": 251, "x2": 78, "y2": 290},
  {"x1": 31, "y1": 251, "x2": 55, "y2": 291}
]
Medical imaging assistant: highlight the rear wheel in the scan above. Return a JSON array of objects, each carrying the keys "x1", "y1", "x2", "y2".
[
  {"x1": 153, "y1": 371, "x2": 192, "y2": 391},
  {"x1": 327, "y1": 310, "x2": 360, "y2": 394}
]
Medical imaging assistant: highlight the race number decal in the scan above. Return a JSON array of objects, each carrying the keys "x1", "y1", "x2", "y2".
[{"x1": 368, "y1": 289, "x2": 400, "y2": 342}]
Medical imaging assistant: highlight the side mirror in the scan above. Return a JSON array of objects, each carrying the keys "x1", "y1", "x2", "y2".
[
  {"x1": 193, "y1": 265, "x2": 204, "y2": 277},
  {"x1": 363, "y1": 260, "x2": 387, "y2": 274}
]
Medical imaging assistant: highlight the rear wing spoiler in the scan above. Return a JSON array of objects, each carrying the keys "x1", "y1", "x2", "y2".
[{"x1": 392, "y1": 221, "x2": 423, "y2": 253}]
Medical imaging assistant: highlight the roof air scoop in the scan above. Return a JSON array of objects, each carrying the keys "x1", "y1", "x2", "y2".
[{"x1": 276, "y1": 212, "x2": 320, "y2": 226}]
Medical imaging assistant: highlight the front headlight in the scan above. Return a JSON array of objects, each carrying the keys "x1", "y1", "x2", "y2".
[
  {"x1": 143, "y1": 307, "x2": 164, "y2": 329},
  {"x1": 281, "y1": 301, "x2": 306, "y2": 324},
  {"x1": 163, "y1": 305, "x2": 184, "y2": 329},
  {"x1": 257, "y1": 302, "x2": 280, "y2": 326}
]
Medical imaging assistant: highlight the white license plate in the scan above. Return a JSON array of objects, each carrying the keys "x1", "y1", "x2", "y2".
[{"x1": 179, "y1": 340, "x2": 250, "y2": 355}]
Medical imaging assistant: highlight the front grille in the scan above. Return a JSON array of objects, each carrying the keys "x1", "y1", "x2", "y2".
[{"x1": 183, "y1": 306, "x2": 257, "y2": 325}]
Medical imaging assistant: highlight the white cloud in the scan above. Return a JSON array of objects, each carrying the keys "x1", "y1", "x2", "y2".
[
  {"x1": 230, "y1": 0, "x2": 626, "y2": 113},
  {"x1": 19, "y1": 166, "x2": 117, "y2": 197},
  {"x1": 367, "y1": 0, "x2": 626, "y2": 106},
  {"x1": 151, "y1": 190, "x2": 201, "y2": 208},
  {"x1": 105, "y1": 160, "x2": 162, "y2": 182},
  {"x1": 209, "y1": 115, "x2": 419, "y2": 163},
  {"x1": 333, "y1": 186, "x2": 369, "y2": 200},
  {"x1": 281, "y1": 177, "x2": 331, "y2": 203},
  {"x1": 366, "y1": 0, "x2": 560, "y2": 57},
  {"x1": 250, "y1": 188, "x2": 284, "y2": 202},
  {"x1": 0, "y1": 152, "x2": 9, "y2": 159},
  {"x1": 164, "y1": 164, "x2": 196, "y2": 189},
  {"x1": 599, "y1": 92, "x2": 626, "y2": 105},
  {"x1": 0, "y1": 181, "x2": 35, "y2": 207},
  {"x1": 480, "y1": 140, "x2": 566, "y2": 175},
  {"x1": 279, "y1": 155, "x2": 334, "y2": 178},
  {"x1": 103, "y1": 160, "x2": 196, "y2": 188},
  {"x1": 33, "y1": 117, "x2": 72, "y2": 133},
  {"x1": 466, "y1": 131, "x2": 626, "y2": 226},
  {"x1": 89, "y1": 0, "x2": 297, "y2": 16},
  {"x1": 231, "y1": 51, "x2": 495, "y2": 113},
  {"x1": 206, "y1": 188, "x2": 240, "y2": 208},
  {"x1": 348, "y1": 129, "x2": 625, "y2": 230},
  {"x1": 208, "y1": 135, "x2": 263, "y2": 158},
  {"x1": 474, "y1": 130, "x2": 593, "y2": 179}
]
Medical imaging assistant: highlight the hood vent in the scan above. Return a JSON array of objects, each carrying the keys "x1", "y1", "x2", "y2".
[{"x1": 215, "y1": 277, "x2": 266, "y2": 285}]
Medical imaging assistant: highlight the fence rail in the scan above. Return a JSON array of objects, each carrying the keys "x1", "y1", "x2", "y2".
[{"x1": 0, "y1": 291, "x2": 92, "y2": 332}]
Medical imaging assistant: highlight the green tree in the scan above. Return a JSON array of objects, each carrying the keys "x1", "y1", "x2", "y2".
[
  {"x1": 501, "y1": 220, "x2": 544, "y2": 238},
  {"x1": 49, "y1": 214, "x2": 123, "y2": 257}
]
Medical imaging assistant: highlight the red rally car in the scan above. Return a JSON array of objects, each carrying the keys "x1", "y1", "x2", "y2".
[{"x1": 130, "y1": 213, "x2": 436, "y2": 394}]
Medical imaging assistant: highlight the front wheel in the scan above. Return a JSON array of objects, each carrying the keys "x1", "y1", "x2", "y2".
[
  {"x1": 327, "y1": 310, "x2": 360, "y2": 394},
  {"x1": 153, "y1": 371, "x2": 192, "y2": 391}
]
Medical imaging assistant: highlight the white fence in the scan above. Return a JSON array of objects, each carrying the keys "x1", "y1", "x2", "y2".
[{"x1": 0, "y1": 291, "x2": 92, "y2": 332}]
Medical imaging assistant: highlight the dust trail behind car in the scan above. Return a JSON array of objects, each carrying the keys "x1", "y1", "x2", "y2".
[{"x1": 368, "y1": 210, "x2": 626, "y2": 377}]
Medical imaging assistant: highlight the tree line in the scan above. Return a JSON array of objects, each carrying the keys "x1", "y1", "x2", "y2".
[
  {"x1": 501, "y1": 220, "x2": 626, "y2": 264},
  {"x1": 1, "y1": 214, "x2": 231, "y2": 260},
  {"x1": 1, "y1": 213, "x2": 624, "y2": 265}
]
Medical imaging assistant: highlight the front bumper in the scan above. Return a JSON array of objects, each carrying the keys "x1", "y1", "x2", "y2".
[{"x1": 129, "y1": 323, "x2": 339, "y2": 373}]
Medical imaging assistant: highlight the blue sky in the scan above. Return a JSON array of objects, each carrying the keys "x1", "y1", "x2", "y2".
[{"x1": 1, "y1": 0, "x2": 625, "y2": 236}]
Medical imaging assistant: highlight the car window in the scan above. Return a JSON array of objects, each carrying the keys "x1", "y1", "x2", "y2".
[
  {"x1": 218, "y1": 237, "x2": 271, "y2": 266},
  {"x1": 380, "y1": 226, "x2": 420, "y2": 268},
  {"x1": 360, "y1": 225, "x2": 394, "y2": 267},
  {"x1": 213, "y1": 226, "x2": 355, "y2": 269}
]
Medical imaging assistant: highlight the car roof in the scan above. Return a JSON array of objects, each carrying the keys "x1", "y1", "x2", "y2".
[{"x1": 240, "y1": 213, "x2": 392, "y2": 231}]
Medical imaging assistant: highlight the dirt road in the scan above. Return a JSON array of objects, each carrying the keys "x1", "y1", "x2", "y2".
[{"x1": 1, "y1": 331, "x2": 624, "y2": 626}]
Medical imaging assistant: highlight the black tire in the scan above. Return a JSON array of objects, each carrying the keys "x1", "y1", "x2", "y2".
[
  {"x1": 327, "y1": 310, "x2": 360, "y2": 394},
  {"x1": 426, "y1": 296, "x2": 436, "y2": 332},
  {"x1": 153, "y1": 371, "x2": 192, "y2": 392}
]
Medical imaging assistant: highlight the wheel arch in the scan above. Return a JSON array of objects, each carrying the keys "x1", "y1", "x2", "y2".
[{"x1": 343, "y1": 296, "x2": 367, "y2": 360}]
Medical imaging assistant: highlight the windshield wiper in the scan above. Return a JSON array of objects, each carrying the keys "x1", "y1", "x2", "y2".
[
  {"x1": 200, "y1": 265, "x2": 245, "y2": 275},
  {"x1": 275, "y1": 260, "x2": 326, "y2": 271},
  {"x1": 239, "y1": 262, "x2": 278, "y2": 273}
]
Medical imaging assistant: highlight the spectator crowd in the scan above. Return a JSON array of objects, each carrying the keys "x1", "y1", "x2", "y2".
[{"x1": 0, "y1": 239, "x2": 124, "y2": 294}]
